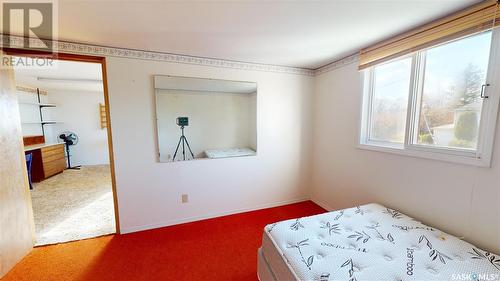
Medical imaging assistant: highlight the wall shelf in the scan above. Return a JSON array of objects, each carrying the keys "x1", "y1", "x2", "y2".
[
  {"x1": 42, "y1": 121, "x2": 60, "y2": 124},
  {"x1": 22, "y1": 121, "x2": 62, "y2": 125},
  {"x1": 19, "y1": 102, "x2": 57, "y2": 107},
  {"x1": 17, "y1": 87, "x2": 58, "y2": 137}
]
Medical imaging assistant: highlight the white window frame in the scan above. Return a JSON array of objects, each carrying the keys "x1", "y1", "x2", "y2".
[{"x1": 359, "y1": 29, "x2": 500, "y2": 167}]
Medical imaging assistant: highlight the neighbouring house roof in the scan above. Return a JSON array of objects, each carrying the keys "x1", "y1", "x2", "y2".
[
  {"x1": 456, "y1": 100, "x2": 483, "y2": 111},
  {"x1": 432, "y1": 101, "x2": 482, "y2": 131},
  {"x1": 432, "y1": 123, "x2": 455, "y2": 130}
]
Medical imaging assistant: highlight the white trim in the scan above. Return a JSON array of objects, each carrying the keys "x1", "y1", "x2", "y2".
[
  {"x1": 120, "y1": 197, "x2": 310, "y2": 234},
  {"x1": 357, "y1": 143, "x2": 487, "y2": 167},
  {"x1": 405, "y1": 52, "x2": 423, "y2": 147},
  {"x1": 0, "y1": 34, "x2": 314, "y2": 76},
  {"x1": 474, "y1": 29, "x2": 500, "y2": 167},
  {"x1": 0, "y1": 34, "x2": 365, "y2": 76},
  {"x1": 0, "y1": 34, "x2": 367, "y2": 76},
  {"x1": 359, "y1": 70, "x2": 371, "y2": 145}
]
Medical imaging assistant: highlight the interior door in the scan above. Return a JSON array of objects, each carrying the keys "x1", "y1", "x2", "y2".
[{"x1": 0, "y1": 52, "x2": 35, "y2": 278}]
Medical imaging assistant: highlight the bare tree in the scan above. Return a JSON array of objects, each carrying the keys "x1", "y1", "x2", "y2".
[{"x1": 457, "y1": 63, "x2": 483, "y2": 106}]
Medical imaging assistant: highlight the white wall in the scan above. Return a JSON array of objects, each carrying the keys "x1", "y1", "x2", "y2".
[
  {"x1": 106, "y1": 57, "x2": 313, "y2": 233},
  {"x1": 47, "y1": 89, "x2": 109, "y2": 166},
  {"x1": 17, "y1": 90, "x2": 50, "y2": 137},
  {"x1": 16, "y1": 84, "x2": 109, "y2": 166},
  {"x1": 93, "y1": 48, "x2": 498, "y2": 254},
  {"x1": 311, "y1": 62, "x2": 500, "y2": 253},
  {"x1": 156, "y1": 90, "x2": 257, "y2": 161}
]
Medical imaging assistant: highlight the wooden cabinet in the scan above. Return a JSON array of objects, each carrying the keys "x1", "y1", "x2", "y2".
[
  {"x1": 41, "y1": 145, "x2": 66, "y2": 178},
  {"x1": 25, "y1": 143, "x2": 66, "y2": 182}
]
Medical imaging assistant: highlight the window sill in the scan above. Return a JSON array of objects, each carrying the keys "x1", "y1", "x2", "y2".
[{"x1": 357, "y1": 143, "x2": 491, "y2": 168}]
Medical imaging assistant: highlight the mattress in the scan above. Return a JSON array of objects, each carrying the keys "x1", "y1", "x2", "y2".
[
  {"x1": 258, "y1": 247, "x2": 278, "y2": 281},
  {"x1": 260, "y1": 203, "x2": 500, "y2": 281},
  {"x1": 204, "y1": 147, "x2": 255, "y2": 159}
]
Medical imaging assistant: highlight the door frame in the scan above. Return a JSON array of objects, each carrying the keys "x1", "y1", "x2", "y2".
[{"x1": 4, "y1": 48, "x2": 121, "y2": 234}]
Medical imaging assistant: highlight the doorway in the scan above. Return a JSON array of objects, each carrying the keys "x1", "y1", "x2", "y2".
[{"x1": 6, "y1": 50, "x2": 120, "y2": 245}]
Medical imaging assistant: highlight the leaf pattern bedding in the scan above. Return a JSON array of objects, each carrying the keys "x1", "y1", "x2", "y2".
[{"x1": 262, "y1": 203, "x2": 499, "y2": 281}]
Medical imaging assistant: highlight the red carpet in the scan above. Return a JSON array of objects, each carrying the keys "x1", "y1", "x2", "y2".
[{"x1": 3, "y1": 201, "x2": 325, "y2": 281}]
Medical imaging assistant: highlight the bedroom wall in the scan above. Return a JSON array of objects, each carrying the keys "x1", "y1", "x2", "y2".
[
  {"x1": 105, "y1": 57, "x2": 313, "y2": 233},
  {"x1": 156, "y1": 90, "x2": 256, "y2": 161},
  {"x1": 311, "y1": 61, "x2": 500, "y2": 253},
  {"x1": 46, "y1": 89, "x2": 109, "y2": 166}
]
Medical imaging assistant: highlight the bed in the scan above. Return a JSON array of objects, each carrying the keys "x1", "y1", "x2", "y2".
[
  {"x1": 258, "y1": 203, "x2": 500, "y2": 281},
  {"x1": 204, "y1": 147, "x2": 256, "y2": 159}
]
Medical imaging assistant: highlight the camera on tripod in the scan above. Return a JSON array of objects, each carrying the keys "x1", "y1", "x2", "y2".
[
  {"x1": 176, "y1": 117, "x2": 189, "y2": 127},
  {"x1": 172, "y1": 116, "x2": 194, "y2": 161}
]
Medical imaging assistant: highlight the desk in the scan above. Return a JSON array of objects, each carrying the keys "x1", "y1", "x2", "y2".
[{"x1": 24, "y1": 143, "x2": 66, "y2": 182}]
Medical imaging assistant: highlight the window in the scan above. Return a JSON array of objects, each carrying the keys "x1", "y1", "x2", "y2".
[
  {"x1": 416, "y1": 32, "x2": 491, "y2": 150},
  {"x1": 368, "y1": 57, "x2": 412, "y2": 144},
  {"x1": 360, "y1": 30, "x2": 500, "y2": 167}
]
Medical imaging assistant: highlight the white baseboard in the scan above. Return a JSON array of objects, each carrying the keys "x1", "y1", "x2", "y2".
[
  {"x1": 120, "y1": 197, "x2": 310, "y2": 234},
  {"x1": 310, "y1": 197, "x2": 335, "y2": 211}
]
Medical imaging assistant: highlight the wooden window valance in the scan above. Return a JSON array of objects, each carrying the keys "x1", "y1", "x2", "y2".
[{"x1": 358, "y1": 0, "x2": 500, "y2": 70}]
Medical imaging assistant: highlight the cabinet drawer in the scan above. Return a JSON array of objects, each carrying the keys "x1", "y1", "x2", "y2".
[
  {"x1": 41, "y1": 144, "x2": 65, "y2": 158},
  {"x1": 42, "y1": 153, "x2": 65, "y2": 164},
  {"x1": 43, "y1": 158, "x2": 66, "y2": 178}
]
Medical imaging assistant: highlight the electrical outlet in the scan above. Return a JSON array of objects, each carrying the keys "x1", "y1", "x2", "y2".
[{"x1": 181, "y1": 194, "x2": 188, "y2": 203}]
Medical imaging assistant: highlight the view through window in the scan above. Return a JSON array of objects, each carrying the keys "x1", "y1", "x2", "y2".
[
  {"x1": 361, "y1": 30, "x2": 497, "y2": 165},
  {"x1": 417, "y1": 32, "x2": 492, "y2": 149},
  {"x1": 369, "y1": 57, "x2": 412, "y2": 143}
]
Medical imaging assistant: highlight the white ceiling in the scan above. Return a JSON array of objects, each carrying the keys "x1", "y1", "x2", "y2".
[
  {"x1": 4, "y1": 0, "x2": 481, "y2": 69},
  {"x1": 14, "y1": 59, "x2": 103, "y2": 92}
]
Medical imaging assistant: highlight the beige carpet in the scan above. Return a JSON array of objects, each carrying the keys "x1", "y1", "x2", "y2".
[{"x1": 31, "y1": 165, "x2": 116, "y2": 246}]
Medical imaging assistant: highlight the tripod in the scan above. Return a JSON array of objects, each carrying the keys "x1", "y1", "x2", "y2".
[
  {"x1": 173, "y1": 126, "x2": 195, "y2": 161},
  {"x1": 64, "y1": 143, "x2": 81, "y2": 170}
]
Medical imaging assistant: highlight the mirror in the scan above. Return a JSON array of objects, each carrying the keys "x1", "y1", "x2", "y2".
[{"x1": 154, "y1": 75, "x2": 257, "y2": 162}]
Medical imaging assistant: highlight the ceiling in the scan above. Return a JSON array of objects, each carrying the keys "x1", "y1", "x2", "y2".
[
  {"x1": 14, "y1": 59, "x2": 103, "y2": 92},
  {"x1": 4, "y1": 0, "x2": 481, "y2": 69}
]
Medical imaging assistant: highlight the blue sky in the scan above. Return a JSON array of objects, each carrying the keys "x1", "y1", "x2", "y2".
[
  {"x1": 423, "y1": 31, "x2": 492, "y2": 99},
  {"x1": 373, "y1": 30, "x2": 492, "y2": 102}
]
